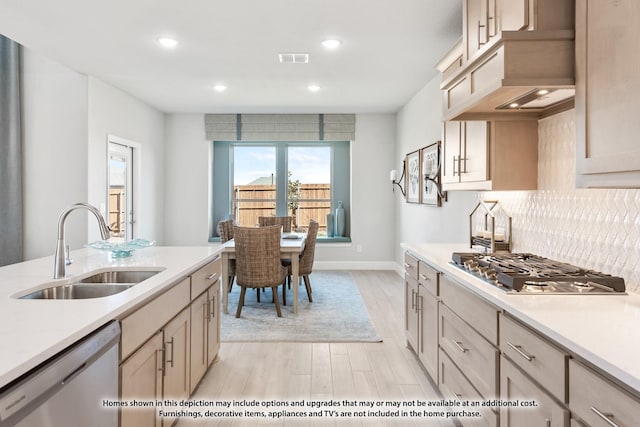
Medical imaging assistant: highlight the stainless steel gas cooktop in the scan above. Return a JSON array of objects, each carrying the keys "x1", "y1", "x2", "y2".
[{"x1": 451, "y1": 252, "x2": 626, "y2": 294}]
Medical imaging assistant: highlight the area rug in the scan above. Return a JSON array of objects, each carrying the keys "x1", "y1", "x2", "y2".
[{"x1": 221, "y1": 271, "x2": 382, "y2": 342}]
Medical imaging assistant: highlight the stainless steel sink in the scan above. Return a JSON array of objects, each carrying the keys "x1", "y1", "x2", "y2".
[
  {"x1": 18, "y1": 268, "x2": 164, "y2": 300},
  {"x1": 79, "y1": 270, "x2": 160, "y2": 284},
  {"x1": 20, "y1": 284, "x2": 135, "y2": 299}
]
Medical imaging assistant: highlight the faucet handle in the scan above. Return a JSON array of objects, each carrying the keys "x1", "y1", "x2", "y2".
[{"x1": 65, "y1": 245, "x2": 73, "y2": 266}]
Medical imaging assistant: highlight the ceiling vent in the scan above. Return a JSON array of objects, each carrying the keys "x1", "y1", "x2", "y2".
[{"x1": 278, "y1": 53, "x2": 309, "y2": 64}]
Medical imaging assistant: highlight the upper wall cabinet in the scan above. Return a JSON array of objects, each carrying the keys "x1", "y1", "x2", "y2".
[
  {"x1": 575, "y1": 0, "x2": 640, "y2": 188},
  {"x1": 439, "y1": 0, "x2": 576, "y2": 121},
  {"x1": 442, "y1": 119, "x2": 538, "y2": 191}
]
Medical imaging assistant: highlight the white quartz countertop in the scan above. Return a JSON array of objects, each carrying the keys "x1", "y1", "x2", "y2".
[
  {"x1": 0, "y1": 246, "x2": 222, "y2": 388},
  {"x1": 402, "y1": 243, "x2": 640, "y2": 396}
]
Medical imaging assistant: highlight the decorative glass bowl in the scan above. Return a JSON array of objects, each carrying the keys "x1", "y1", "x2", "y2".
[{"x1": 86, "y1": 238, "x2": 155, "y2": 258}]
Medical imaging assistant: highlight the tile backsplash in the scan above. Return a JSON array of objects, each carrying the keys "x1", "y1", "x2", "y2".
[{"x1": 482, "y1": 109, "x2": 640, "y2": 293}]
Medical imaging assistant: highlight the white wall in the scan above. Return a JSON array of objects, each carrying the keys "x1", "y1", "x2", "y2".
[
  {"x1": 162, "y1": 113, "x2": 398, "y2": 267},
  {"x1": 21, "y1": 49, "x2": 89, "y2": 260},
  {"x1": 20, "y1": 47, "x2": 166, "y2": 261},
  {"x1": 87, "y1": 77, "x2": 166, "y2": 243},
  {"x1": 163, "y1": 114, "x2": 211, "y2": 245},
  {"x1": 394, "y1": 75, "x2": 478, "y2": 267}
]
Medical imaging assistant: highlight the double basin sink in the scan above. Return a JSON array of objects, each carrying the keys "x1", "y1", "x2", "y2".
[{"x1": 18, "y1": 268, "x2": 164, "y2": 300}]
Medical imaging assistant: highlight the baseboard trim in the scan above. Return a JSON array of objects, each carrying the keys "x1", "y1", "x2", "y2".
[{"x1": 314, "y1": 261, "x2": 399, "y2": 271}]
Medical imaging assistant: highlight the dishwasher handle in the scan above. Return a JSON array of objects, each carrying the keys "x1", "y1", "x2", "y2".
[{"x1": 0, "y1": 321, "x2": 120, "y2": 426}]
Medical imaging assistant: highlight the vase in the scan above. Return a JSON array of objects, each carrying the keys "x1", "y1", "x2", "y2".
[
  {"x1": 335, "y1": 201, "x2": 345, "y2": 237},
  {"x1": 326, "y1": 213, "x2": 334, "y2": 238}
]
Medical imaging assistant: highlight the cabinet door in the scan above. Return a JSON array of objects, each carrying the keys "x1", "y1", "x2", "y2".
[
  {"x1": 120, "y1": 331, "x2": 163, "y2": 427},
  {"x1": 162, "y1": 308, "x2": 191, "y2": 427},
  {"x1": 405, "y1": 274, "x2": 419, "y2": 351},
  {"x1": 575, "y1": 0, "x2": 640, "y2": 187},
  {"x1": 190, "y1": 291, "x2": 208, "y2": 392},
  {"x1": 500, "y1": 356, "x2": 569, "y2": 427},
  {"x1": 497, "y1": 0, "x2": 529, "y2": 31},
  {"x1": 417, "y1": 287, "x2": 438, "y2": 382},
  {"x1": 462, "y1": 121, "x2": 489, "y2": 183},
  {"x1": 442, "y1": 121, "x2": 462, "y2": 184},
  {"x1": 207, "y1": 283, "x2": 220, "y2": 366},
  {"x1": 465, "y1": 0, "x2": 489, "y2": 60}
]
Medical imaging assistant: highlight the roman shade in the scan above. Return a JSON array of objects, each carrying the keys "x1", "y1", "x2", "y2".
[{"x1": 204, "y1": 113, "x2": 355, "y2": 141}]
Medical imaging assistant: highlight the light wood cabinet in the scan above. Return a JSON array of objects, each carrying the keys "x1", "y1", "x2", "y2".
[
  {"x1": 120, "y1": 332, "x2": 163, "y2": 427},
  {"x1": 190, "y1": 257, "x2": 221, "y2": 392},
  {"x1": 162, "y1": 308, "x2": 191, "y2": 427},
  {"x1": 442, "y1": 119, "x2": 538, "y2": 191},
  {"x1": 569, "y1": 359, "x2": 640, "y2": 426},
  {"x1": 575, "y1": 0, "x2": 640, "y2": 188},
  {"x1": 440, "y1": 303, "x2": 499, "y2": 399},
  {"x1": 500, "y1": 355, "x2": 569, "y2": 427},
  {"x1": 439, "y1": 348, "x2": 498, "y2": 427},
  {"x1": 404, "y1": 253, "x2": 440, "y2": 382},
  {"x1": 417, "y1": 261, "x2": 439, "y2": 381},
  {"x1": 464, "y1": 0, "x2": 490, "y2": 61},
  {"x1": 500, "y1": 313, "x2": 568, "y2": 403},
  {"x1": 118, "y1": 255, "x2": 222, "y2": 427}
]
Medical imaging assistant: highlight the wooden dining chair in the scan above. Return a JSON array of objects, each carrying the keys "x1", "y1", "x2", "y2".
[
  {"x1": 258, "y1": 216, "x2": 293, "y2": 232},
  {"x1": 217, "y1": 219, "x2": 236, "y2": 292},
  {"x1": 283, "y1": 219, "x2": 318, "y2": 303},
  {"x1": 233, "y1": 225, "x2": 288, "y2": 317}
]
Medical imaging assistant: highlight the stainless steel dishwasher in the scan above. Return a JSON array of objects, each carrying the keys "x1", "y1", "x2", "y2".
[{"x1": 0, "y1": 321, "x2": 120, "y2": 427}]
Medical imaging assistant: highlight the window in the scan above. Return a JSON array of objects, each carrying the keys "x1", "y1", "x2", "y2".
[{"x1": 211, "y1": 141, "x2": 350, "y2": 241}]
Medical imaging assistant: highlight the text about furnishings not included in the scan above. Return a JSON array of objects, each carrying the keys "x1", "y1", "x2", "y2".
[{"x1": 103, "y1": 398, "x2": 538, "y2": 420}]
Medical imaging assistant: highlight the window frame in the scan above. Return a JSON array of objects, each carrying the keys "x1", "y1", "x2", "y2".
[{"x1": 210, "y1": 140, "x2": 350, "y2": 242}]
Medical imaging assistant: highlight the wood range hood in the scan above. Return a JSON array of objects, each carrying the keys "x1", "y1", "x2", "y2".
[{"x1": 437, "y1": 30, "x2": 575, "y2": 121}]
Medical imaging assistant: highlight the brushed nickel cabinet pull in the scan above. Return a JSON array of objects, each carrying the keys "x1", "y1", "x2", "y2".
[
  {"x1": 165, "y1": 338, "x2": 174, "y2": 368},
  {"x1": 545, "y1": 419, "x2": 550, "y2": 427},
  {"x1": 590, "y1": 406, "x2": 620, "y2": 427},
  {"x1": 507, "y1": 342, "x2": 535, "y2": 362},
  {"x1": 419, "y1": 273, "x2": 429, "y2": 281},
  {"x1": 417, "y1": 295, "x2": 423, "y2": 313},
  {"x1": 204, "y1": 300, "x2": 210, "y2": 321},
  {"x1": 210, "y1": 295, "x2": 216, "y2": 318},
  {"x1": 411, "y1": 289, "x2": 416, "y2": 310},
  {"x1": 453, "y1": 155, "x2": 458, "y2": 176},
  {"x1": 404, "y1": 262, "x2": 412, "y2": 269},
  {"x1": 453, "y1": 340, "x2": 468, "y2": 353},
  {"x1": 478, "y1": 21, "x2": 487, "y2": 47},
  {"x1": 206, "y1": 272, "x2": 218, "y2": 281}
]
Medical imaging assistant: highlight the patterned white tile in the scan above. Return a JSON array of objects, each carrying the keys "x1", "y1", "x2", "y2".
[{"x1": 481, "y1": 109, "x2": 640, "y2": 293}]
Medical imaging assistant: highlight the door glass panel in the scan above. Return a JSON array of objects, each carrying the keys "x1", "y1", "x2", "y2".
[
  {"x1": 108, "y1": 142, "x2": 132, "y2": 241},
  {"x1": 233, "y1": 146, "x2": 277, "y2": 227},
  {"x1": 287, "y1": 146, "x2": 331, "y2": 235}
]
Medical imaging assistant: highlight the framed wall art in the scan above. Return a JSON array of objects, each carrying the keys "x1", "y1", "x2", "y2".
[
  {"x1": 421, "y1": 141, "x2": 442, "y2": 206},
  {"x1": 405, "y1": 150, "x2": 421, "y2": 203}
]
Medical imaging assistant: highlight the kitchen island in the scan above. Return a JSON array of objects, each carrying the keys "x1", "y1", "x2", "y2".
[
  {"x1": 403, "y1": 243, "x2": 640, "y2": 424},
  {"x1": 0, "y1": 246, "x2": 222, "y2": 389}
]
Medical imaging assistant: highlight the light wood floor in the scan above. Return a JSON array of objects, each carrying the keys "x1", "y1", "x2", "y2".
[{"x1": 177, "y1": 270, "x2": 455, "y2": 427}]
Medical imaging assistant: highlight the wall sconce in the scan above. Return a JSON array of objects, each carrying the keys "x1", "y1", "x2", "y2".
[{"x1": 390, "y1": 160, "x2": 406, "y2": 197}]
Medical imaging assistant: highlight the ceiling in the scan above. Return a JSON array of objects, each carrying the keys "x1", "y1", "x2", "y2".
[{"x1": 0, "y1": 0, "x2": 462, "y2": 114}]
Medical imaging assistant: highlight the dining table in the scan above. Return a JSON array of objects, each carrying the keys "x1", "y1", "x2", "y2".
[{"x1": 220, "y1": 232, "x2": 307, "y2": 314}]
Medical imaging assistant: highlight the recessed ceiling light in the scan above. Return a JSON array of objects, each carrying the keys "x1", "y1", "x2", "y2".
[
  {"x1": 321, "y1": 39, "x2": 341, "y2": 49},
  {"x1": 537, "y1": 89, "x2": 550, "y2": 95},
  {"x1": 157, "y1": 37, "x2": 178, "y2": 49},
  {"x1": 213, "y1": 85, "x2": 227, "y2": 92},
  {"x1": 307, "y1": 85, "x2": 321, "y2": 92},
  {"x1": 509, "y1": 102, "x2": 520, "y2": 108}
]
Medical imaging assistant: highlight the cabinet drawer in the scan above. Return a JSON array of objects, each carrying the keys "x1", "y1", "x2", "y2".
[
  {"x1": 438, "y1": 348, "x2": 498, "y2": 427},
  {"x1": 191, "y1": 255, "x2": 221, "y2": 298},
  {"x1": 440, "y1": 275, "x2": 498, "y2": 344},
  {"x1": 404, "y1": 252, "x2": 419, "y2": 280},
  {"x1": 440, "y1": 303, "x2": 499, "y2": 399},
  {"x1": 417, "y1": 260, "x2": 438, "y2": 296},
  {"x1": 120, "y1": 278, "x2": 191, "y2": 360},
  {"x1": 501, "y1": 355, "x2": 569, "y2": 427},
  {"x1": 569, "y1": 359, "x2": 640, "y2": 426},
  {"x1": 500, "y1": 313, "x2": 569, "y2": 403}
]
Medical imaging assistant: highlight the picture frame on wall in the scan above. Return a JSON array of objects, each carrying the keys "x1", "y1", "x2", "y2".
[
  {"x1": 405, "y1": 150, "x2": 421, "y2": 203},
  {"x1": 421, "y1": 141, "x2": 441, "y2": 206}
]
